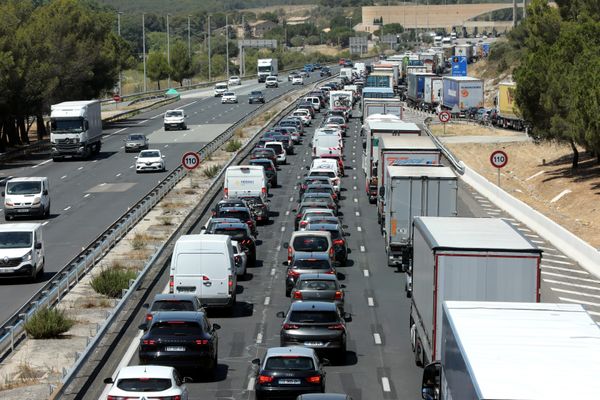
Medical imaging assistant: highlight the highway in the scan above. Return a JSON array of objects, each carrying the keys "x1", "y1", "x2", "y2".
[
  {"x1": 0, "y1": 71, "x2": 332, "y2": 326},
  {"x1": 76, "y1": 97, "x2": 600, "y2": 400}
]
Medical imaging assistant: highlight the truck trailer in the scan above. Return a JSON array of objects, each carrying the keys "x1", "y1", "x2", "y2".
[
  {"x1": 442, "y1": 76, "x2": 484, "y2": 111},
  {"x1": 50, "y1": 100, "x2": 102, "y2": 161},
  {"x1": 494, "y1": 81, "x2": 525, "y2": 131},
  {"x1": 422, "y1": 301, "x2": 600, "y2": 400},
  {"x1": 382, "y1": 167, "x2": 457, "y2": 268},
  {"x1": 409, "y1": 217, "x2": 542, "y2": 368},
  {"x1": 422, "y1": 76, "x2": 443, "y2": 112},
  {"x1": 257, "y1": 58, "x2": 278, "y2": 83}
]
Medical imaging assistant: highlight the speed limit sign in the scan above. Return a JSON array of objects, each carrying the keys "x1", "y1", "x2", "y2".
[
  {"x1": 181, "y1": 151, "x2": 200, "y2": 170},
  {"x1": 438, "y1": 111, "x2": 451, "y2": 123},
  {"x1": 490, "y1": 150, "x2": 508, "y2": 169}
]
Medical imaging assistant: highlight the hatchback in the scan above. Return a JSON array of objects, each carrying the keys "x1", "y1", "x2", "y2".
[
  {"x1": 142, "y1": 293, "x2": 204, "y2": 330},
  {"x1": 104, "y1": 365, "x2": 189, "y2": 400},
  {"x1": 285, "y1": 253, "x2": 336, "y2": 296},
  {"x1": 290, "y1": 274, "x2": 346, "y2": 314},
  {"x1": 214, "y1": 206, "x2": 257, "y2": 237},
  {"x1": 251, "y1": 147, "x2": 278, "y2": 165},
  {"x1": 285, "y1": 231, "x2": 333, "y2": 266},
  {"x1": 250, "y1": 158, "x2": 278, "y2": 188},
  {"x1": 304, "y1": 223, "x2": 348, "y2": 267},
  {"x1": 208, "y1": 222, "x2": 257, "y2": 267}
]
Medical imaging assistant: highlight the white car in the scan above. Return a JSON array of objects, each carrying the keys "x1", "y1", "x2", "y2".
[
  {"x1": 214, "y1": 82, "x2": 228, "y2": 97},
  {"x1": 291, "y1": 109, "x2": 312, "y2": 126},
  {"x1": 228, "y1": 76, "x2": 241, "y2": 86},
  {"x1": 232, "y1": 240, "x2": 247, "y2": 277},
  {"x1": 104, "y1": 365, "x2": 188, "y2": 400},
  {"x1": 264, "y1": 141, "x2": 286, "y2": 165},
  {"x1": 163, "y1": 109, "x2": 187, "y2": 131},
  {"x1": 292, "y1": 75, "x2": 304, "y2": 85},
  {"x1": 221, "y1": 92, "x2": 238, "y2": 104},
  {"x1": 265, "y1": 76, "x2": 278, "y2": 88},
  {"x1": 136, "y1": 149, "x2": 166, "y2": 173}
]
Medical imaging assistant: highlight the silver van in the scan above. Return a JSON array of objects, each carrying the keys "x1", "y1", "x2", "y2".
[
  {"x1": 0, "y1": 223, "x2": 45, "y2": 280},
  {"x1": 3, "y1": 177, "x2": 50, "y2": 220}
]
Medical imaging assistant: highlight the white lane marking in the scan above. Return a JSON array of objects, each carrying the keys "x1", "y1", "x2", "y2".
[
  {"x1": 61, "y1": 175, "x2": 67, "y2": 179},
  {"x1": 524, "y1": 233, "x2": 538, "y2": 238},
  {"x1": 487, "y1": 211, "x2": 501, "y2": 215},
  {"x1": 542, "y1": 271, "x2": 600, "y2": 284},
  {"x1": 558, "y1": 297, "x2": 600, "y2": 308},
  {"x1": 63, "y1": 206, "x2": 71, "y2": 211},
  {"x1": 354, "y1": 198, "x2": 358, "y2": 203},
  {"x1": 360, "y1": 245, "x2": 365, "y2": 252},
  {"x1": 136, "y1": 119, "x2": 148, "y2": 125},
  {"x1": 264, "y1": 297, "x2": 270, "y2": 305},
  {"x1": 353, "y1": 176, "x2": 357, "y2": 180},
  {"x1": 373, "y1": 333, "x2": 382, "y2": 345},
  {"x1": 357, "y1": 226, "x2": 362, "y2": 232},
  {"x1": 367, "y1": 297, "x2": 374, "y2": 306},
  {"x1": 150, "y1": 114, "x2": 161, "y2": 119},
  {"x1": 116, "y1": 173, "x2": 122, "y2": 177},
  {"x1": 541, "y1": 264, "x2": 589, "y2": 275},
  {"x1": 180, "y1": 100, "x2": 198, "y2": 108},
  {"x1": 526, "y1": 170, "x2": 545, "y2": 181},
  {"x1": 537, "y1": 246, "x2": 555, "y2": 251},
  {"x1": 543, "y1": 253, "x2": 569, "y2": 259},
  {"x1": 285, "y1": 210, "x2": 290, "y2": 216},
  {"x1": 164, "y1": 144, "x2": 169, "y2": 148},
  {"x1": 93, "y1": 160, "x2": 98, "y2": 163},
  {"x1": 545, "y1": 279, "x2": 600, "y2": 291},
  {"x1": 84, "y1": 193, "x2": 90, "y2": 198},
  {"x1": 113, "y1": 128, "x2": 127, "y2": 135},
  {"x1": 551, "y1": 287, "x2": 600, "y2": 299},
  {"x1": 353, "y1": 186, "x2": 357, "y2": 190},
  {"x1": 297, "y1": 175, "x2": 301, "y2": 179},
  {"x1": 271, "y1": 268, "x2": 276, "y2": 276},
  {"x1": 247, "y1": 377, "x2": 256, "y2": 391},
  {"x1": 355, "y1": 211, "x2": 360, "y2": 216},
  {"x1": 289, "y1": 196, "x2": 294, "y2": 202},
  {"x1": 381, "y1": 377, "x2": 391, "y2": 392},
  {"x1": 100, "y1": 182, "x2": 106, "y2": 186},
  {"x1": 543, "y1": 258, "x2": 573, "y2": 266},
  {"x1": 276, "y1": 245, "x2": 281, "y2": 251},
  {"x1": 531, "y1": 240, "x2": 545, "y2": 244},
  {"x1": 550, "y1": 189, "x2": 572, "y2": 203},
  {"x1": 281, "y1": 226, "x2": 286, "y2": 232},
  {"x1": 42, "y1": 221, "x2": 49, "y2": 226},
  {"x1": 587, "y1": 310, "x2": 600, "y2": 317},
  {"x1": 256, "y1": 333, "x2": 263, "y2": 344},
  {"x1": 517, "y1": 227, "x2": 532, "y2": 232},
  {"x1": 363, "y1": 269, "x2": 369, "y2": 277},
  {"x1": 32, "y1": 159, "x2": 52, "y2": 169},
  {"x1": 78, "y1": 166, "x2": 84, "y2": 170}
]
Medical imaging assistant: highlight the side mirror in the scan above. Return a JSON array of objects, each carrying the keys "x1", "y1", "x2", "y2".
[
  {"x1": 251, "y1": 358, "x2": 261, "y2": 365},
  {"x1": 213, "y1": 323, "x2": 221, "y2": 330},
  {"x1": 343, "y1": 312, "x2": 352, "y2": 322},
  {"x1": 142, "y1": 303, "x2": 149, "y2": 309},
  {"x1": 35, "y1": 242, "x2": 42, "y2": 249},
  {"x1": 283, "y1": 242, "x2": 289, "y2": 249},
  {"x1": 421, "y1": 362, "x2": 441, "y2": 399},
  {"x1": 201, "y1": 226, "x2": 206, "y2": 230},
  {"x1": 43, "y1": 190, "x2": 49, "y2": 195},
  {"x1": 1, "y1": 191, "x2": 4, "y2": 197},
  {"x1": 138, "y1": 323, "x2": 148, "y2": 331},
  {"x1": 305, "y1": 166, "x2": 310, "y2": 170},
  {"x1": 276, "y1": 311, "x2": 286, "y2": 318},
  {"x1": 342, "y1": 224, "x2": 348, "y2": 229},
  {"x1": 340, "y1": 284, "x2": 346, "y2": 289},
  {"x1": 321, "y1": 358, "x2": 331, "y2": 366},
  {"x1": 103, "y1": 377, "x2": 114, "y2": 384}
]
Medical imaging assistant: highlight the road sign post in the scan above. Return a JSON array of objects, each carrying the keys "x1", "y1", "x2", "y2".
[
  {"x1": 439, "y1": 111, "x2": 451, "y2": 135},
  {"x1": 490, "y1": 150, "x2": 508, "y2": 187},
  {"x1": 181, "y1": 151, "x2": 201, "y2": 187}
]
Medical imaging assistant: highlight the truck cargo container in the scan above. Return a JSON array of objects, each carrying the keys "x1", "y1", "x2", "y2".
[
  {"x1": 257, "y1": 58, "x2": 278, "y2": 82},
  {"x1": 442, "y1": 76, "x2": 484, "y2": 111},
  {"x1": 407, "y1": 73, "x2": 436, "y2": 107},
  {"x1": 494, "y1": 81, "x2": 525, "y2": 130},
  {"x1": 422, "y1": 301, "x2": 600, "y2": 400},
  {"x1": 375, "y1": 135, "x2": 441, "y2": 216},
  {"x1": 382, "y1": 167, "x2": 457, "y2": 267},
  {"x1": 362, "y1": 95, "x2": 403, "y2": 122},
  {"x1": 50, "y1": 100, "x2": 102, "y2": 160},
  {"x1": 409, "y1": 217, "x2": 542, "y2": 367},
  {"x1": 365, "y1": 74, "x2": 391, "y2": 89},
  {"x1": 422, "y1": 76, "x2": 443, "y2": 111}
]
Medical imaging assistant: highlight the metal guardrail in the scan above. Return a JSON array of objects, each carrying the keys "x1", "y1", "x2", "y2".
[
  {"x1": 422, "y1": 123, "x2": 465, "y2": 175},
  {"x1": 0, "y1": 70, "x2": 337, "y2": 364}
]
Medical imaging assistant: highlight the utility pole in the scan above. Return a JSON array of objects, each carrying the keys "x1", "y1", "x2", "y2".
[
  {"x1": 187, "y1": 15, "x2": 191, "y2": 59},
  {"x1": 117, "y1": 11, "x2": 122, "y2": 96},
  {"x1": 523, "y1": 0, "x2": 527, "y2": 19},
  {"x1": 513, "y1": 0, "x2": 517, "y2": 26},
  {"x1": 225, "y1": 14, "x2": 229, "y2": 80},
  {"x1": 142, "y1": 13, "x2": 147, "y2": 92},
  {"x1": 208, "y1": 15, "x2": 211, "y2": 82},
  {"x1": 167, "y1": 14, "x2": 171, "y2": 88}
]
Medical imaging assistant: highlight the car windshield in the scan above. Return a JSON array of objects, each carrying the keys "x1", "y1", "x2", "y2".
[
  {"x1": 216, "y1": 84, "x2": 227, "y2": 89},
  {"x1": 224, "y1": 92, "x2": 235, "y2": 96},
  {"x1": 165, "y1": 111, "x2": 182, "y2": 118},
  {"x1": 265, "y1": 356, "x2": 314, "y2": 371},
  {"x1": 298, "y1": 280, "x2": 337, "y2": 290},
  {"x1": 250, "y1": 161, "x2": 272, "y2": 170},
  {"x1": 289, "y1": 311, "x2": 338, "y2": 323},
  {"x1": 127, "y1": 135, "x2": 145, "y2": 141},
  {"x1": 140, "y1": 151, "x2": 160, "y2": 158},
  {"x1": 307, "y1": 188, "x2": 332, "y2": 195},
  {"x1": 149, "y1": 321, "x2": 203, "y2": 335},
  {"x1": 151, "y1": 300, "x2": 195, "y2": 312},
  {"x1": 117, "y1": 378, "x2": 172, "y2": 392},
  {"x1": 6, "y1": 181, "x2": 41, "y2": 195},
  {"x1": 214, "y1": 228, "x2": 247, "y2": 239},
  {"x1": 251, "y1": 91, "x2": 262, "y2": 96},
  {"x1": 292, "y1": 259, "x2": 331, "y2": 269},
  {"x1": 0, "y1": 232, "x2": 33, "y2": 249},
  {"x1": 292, "y1": 236, "x2": 329, "y2": 252}
]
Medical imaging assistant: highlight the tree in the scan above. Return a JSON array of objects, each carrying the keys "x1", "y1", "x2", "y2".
[
  {"x1": 170, "y1": 41, "x2": 192, "y2": 87},
  {"x1": 259, "y1": 12, "x2": 278, "y2": 24},
  {"x1": 147, "y1": 51, "x2": 170, "y2": 89},
  {"x1": 374, "y1": 23, "x2": 404, "y2": 37}
]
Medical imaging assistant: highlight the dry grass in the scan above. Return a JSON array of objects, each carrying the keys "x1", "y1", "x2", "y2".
[
  {"x1": 0, "y1": 362, "x2": 45, "y2": 390},
  {"x1": 430, "y1": 122, "x2": 521, "y2": 137},
  {"x1": 234, "y1": 128, "x2": 246, "y2": 139},
  {"x1": 130, "y1": 231, "x2": 153, "y2": 251},
  {"x1": 80, "y1": 298, "x2": 112, "y2": 309},
  {"x1": 158, "y1": 216, "x2": 173, "y2": 226},
  {"x1": 161, "y1": 200, "x2": 186, "y2": 210}
]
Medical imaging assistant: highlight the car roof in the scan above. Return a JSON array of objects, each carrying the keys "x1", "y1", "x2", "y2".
[
  {"x1": 151, "y1": 311, "x2": 206, "y2": 322},
  {"x1": 302, "y1": 208, "x2": 334, "y2": 214},
  {"x1": 289, "y1": 301, "x2": 338, "y2": 312},
  {"x1": 6, "y1": 177, "x2": 47, "y2": 183},
  {"x1": 213, "y1": 222, "x2": 248, "y2": 229},
  {"x1": 210, "y1": 217, "x2": 241, "y2": 223},
  {"x1": 152, "y1": 293, "x2": 197, "y2": 303},
  {"x1": 306, "y1": 223, "x2": 340, "y2": 231},
  {"x1": 116, "y1": 365, "x2": 175, "y2": 380},
  {"x1": 291, "y1": 230, "x2": 332, "y2": 239},
  {"x1": 292, "y1": 252, "x2": 331, "y2": 261},
  {"x1": 0, "y1": 223, "x2": 41, "y2": 232},
  {"x1": 297, "y1": 273, "x2": 339, "y2": 281},
  {"x1": 250, "y1": 158, "x2": 273, "y2": 164},
  {"x1": 306, "y1": 184, "x2": 333, "y2": 189},
  {"x1": 265, "y1": 346, "x2": 316, "y2": 359},
  {"x1": 219, "y1": 206, "x2": 250, "y2": 212}
]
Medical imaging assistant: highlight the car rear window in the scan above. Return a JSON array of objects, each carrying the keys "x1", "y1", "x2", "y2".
[
  {"x1": 291, "y1": 259, "x2": 331, "y2": 270},
  {"x1": 214, "y1": 228, "x2": 247, "y2": 239},
  {"x1": 265, "y1": 144, "x2": 283, "y2": 154},
  {"x1": 151, "y1": 300, "x2": 195, "y2": 312},
  {"x1": 307, "y1": 227, "x2": 341, "y2": 240},
  {"x1": 289, "y1": 311, "x2": 338, "y2": 323},
  {"x1": 150, "y1": 321, "x2": 203, "y2": 335},
  {"x1": 310, "y1": 171, "x2": 336, "y2": 178},
  {"x1": 265, "y1": 356, "x2": 314, "y2": 371},
  {"x1": 298, "y1": 280, "x2": 337, "y2": 290},
  {"x1": 218, "y1": 210, "x2": 250, "y2": 220},
  {"x1": 117, "y1": 378, "x2": 172, "y2": 392},
  {"x1": 307, "y1": 187, "x2": 332, "y2": 194},
  {"x1": 292, "y1": 236, "x2": 329, "y2": 252}
]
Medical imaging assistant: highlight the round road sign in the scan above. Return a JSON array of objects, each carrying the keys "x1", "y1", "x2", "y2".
[
  {"x1": 181, "y1": 151, "x2": 201, "y2": 170},
  {"x1": 490, "y1": 150, "x2": 508, "y2": 169},
  {"x1": 113, "y1": 94, "x2": 121, "y2": 102},
  {"x1": 439, "y1": 111, "x2": 451, "y2": 123}
]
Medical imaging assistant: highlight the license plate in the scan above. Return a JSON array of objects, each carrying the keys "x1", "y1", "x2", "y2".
[
  {"x1": 166, "y1": 346, "x2": 185, "y2": 352},
  {"x1": 18, "y1": 209, "x2": 29, "y2": 213},
  {"x1": 176, "y1": 286, "x2": 195, "y2": 292},
  {"x1": 304, "y1": 341, "x2": 323, "y2": 347},
  {"x1": 278, "y1": 379, "x2": 301, "y2": 385}
]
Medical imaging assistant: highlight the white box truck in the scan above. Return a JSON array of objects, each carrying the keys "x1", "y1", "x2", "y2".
[
  {"x1": 375, "y1": 135, "x2": 442, "y2": 216},
  {"x1": 257, "y1": 58, "x2": 278, "y2": 83},
  {"x1": 442, "y1": 76, "x2": 484, "y2": 111},
  {"x1": 409, "y1": 217, "x2": 542, "y2": 368},
  {"x1": 422, "y1": 76, "x2": 443, "y2": 112},
  {"x1": 422, "y1": 301, "x2": 600, "y2": 400},
  {"x1": 382, "y1": 166, "x2": 457, "y2": 268},
  {"x1": 50, "y1": 100, "x2": 102, "y2": 160}
]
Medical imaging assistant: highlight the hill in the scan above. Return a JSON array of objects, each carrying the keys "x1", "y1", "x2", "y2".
[{"x1": 93, "y1": 0, "x2": 320, "y2": 14}]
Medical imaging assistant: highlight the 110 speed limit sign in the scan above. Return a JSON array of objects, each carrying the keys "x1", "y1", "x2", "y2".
[
  {"x1": 490, "y1": 150, "x2": 508, "y2": 168},
  {"x1": 181, "y1": 151, "x2": 201, "y2": 170}
]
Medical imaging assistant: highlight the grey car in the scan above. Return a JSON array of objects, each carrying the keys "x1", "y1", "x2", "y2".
[
  {"x1": 290, "y1": 274, "x2": 346, "y2": 313},
  {"x1": 285, "y1": 253, "x2": 336, "y2": 297},
  {"x1": 124, "y1": 134, "x2": 149, "y2": 152},
  {"x1": 277, "y1": 301, "x2": 351, "y2": 358},
  {"x1": 141, "y1": 293, "x2": 204, "y2": 330}
]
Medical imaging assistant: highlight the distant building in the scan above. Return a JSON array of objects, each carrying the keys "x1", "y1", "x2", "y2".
[
  {"x1": 286, "y1": 16, "x2": 312, "y2": 26},
  {"x1": 248, "y1": 20, "x2": 278, "y2": 38}
]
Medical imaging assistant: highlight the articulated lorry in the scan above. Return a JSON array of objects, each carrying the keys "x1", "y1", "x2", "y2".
[
  {"x1": 382, "y1": 167, "x2": 457, "y2": 268},
  {"x1": 422, "y1": 301, "x2": 600, "y2": 400},
  {"x1": 494, "y1": 81, "x2": 525, "y2": 130},
  {"x1": 406, "y1": 73, "x2": 437, "y2": 108},
  {"x1": 442, "y1": 76, "x2": 484, "y2": 112},
  {"x1": 50, "y1": 100, "x2": 102, "y2": 161},
  {"x1": 422, "y1": 76, "x2": 443, "y2": 112},
  {"x1": 361, "y1": 87, "x2": 403, "y2": 122},
  {"x1": 257, "y1": 58, "x2": 278, "y2": 83},
  {"x1": 409, "y1": 217, "x2": 542, "y2": 368}
]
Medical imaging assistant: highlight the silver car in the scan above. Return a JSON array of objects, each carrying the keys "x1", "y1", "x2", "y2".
[
  {"x1": 124, "y1": 134, "x2": 148, "y2": 152},
  {"x1": 290, "y1": 273, "x2": 346, "y2": 313}
]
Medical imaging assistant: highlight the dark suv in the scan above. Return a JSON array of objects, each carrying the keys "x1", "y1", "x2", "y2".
[
  {"x1": 215, "y1": 206, "x2": 257, "y2": 237},
  {"x1": 250, "y1": 158, "x2": 278, "y2": 188},
  {"x1": 141, "y1": 293, "x2": 204, "y2": 330},
  {"x1": 249, "y1": 90, "x2": 265, "y2": 104},
  {"x1": 239, "y1": 196, "x2": 271, "y2": 225},
  {"x1": 138, "y1": 311, "x2": 220, "y2": 376},
  {"x1": 208, "y1": 222, "x2": 257, "y2": 267}
]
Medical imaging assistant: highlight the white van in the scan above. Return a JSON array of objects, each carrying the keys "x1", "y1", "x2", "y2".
[
  {"x1": 224, "y1": 165, "x2": 268, "y2": 202},
  {"x1": 3, "y1": 177, "x2": 50, "y2": 220},
  {"x1": 214, "y1": 82, "x2": 228, "y2": 97},
  {"x1": 312, "y1": 135, "x2": 342, "y2": 158},
  {"x1": 311, "y1": 158, "x2": 340, "y2": 177},
  {"x1": 0, "y1": 223, "x2": 45, "y2": 280},
  {"x1": 169, "y1": 234, "x2": 236, "y2": 310},
  {"x1": 304, "y1": 97, "x2": 321, "y2": 112}
]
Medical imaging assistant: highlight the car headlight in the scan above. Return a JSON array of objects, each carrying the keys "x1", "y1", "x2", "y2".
[
  {"x1": 32, "y1": 197, "x2": 41, "y2": 205},
  {"x1": 22, "y1": 250, "x2": 32, "y2": 262}
]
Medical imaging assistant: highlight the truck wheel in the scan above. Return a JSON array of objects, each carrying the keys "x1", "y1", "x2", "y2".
[{"x1": 415, "y1": 338, "x2": 424, "y2": 367}]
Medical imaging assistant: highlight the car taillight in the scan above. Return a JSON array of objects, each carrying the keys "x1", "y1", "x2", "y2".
[
  {"x1": 203, "y1": 275, "x2": 210, "y2": 281},
  {"x1": 328, "y1": 324, "x2": 345, "y2": 330},
  {"x1": 224, "y1": 188, "x2": 228, "y2": 198},
  {"x1": 292, "y1": 291, "x2": 302, "y2": 299},
  {"x1": 195, "y1": 339, "x2": 209, "y2": 345},
  {"x1": 242, "y1": 239, "x2": 252, "y2": 246},
  {"x1": 333, "y1": 239, "x2": 345, "y2": 246},
  {"x1": 145, "y1": 314, "x2": 153, "y2": 321},
  {"x1": 325, "y1": 270, "x2": 336, "y2": 275},
  {"x1": 329, "y1": 248, "x2": 334, "y2": 258},
  {"x1": 306, "y1": 375, "x2": 322, "y2": 384},
  {"x1": 262, "y1": 187, "x2": 267, "y2": 195},
  {"x1": 283, "y1": 323, "x2": 299, "y2": 330},
  {"x1": 258, "y1": 375, "x2": 274, "y2": 384},
  {"x1": 246, "y1": 220, "x2": 254, "y2": 228},
  {"x1": 299, "y1": 221, "x2": 308, "y2": 228},
  {"x1": 228, "y1": 275, "x2": 233, "y2": 294},
  {"x1": 287, "y1": 247, "x2": 293, "y2": 263},
  {"x1": 287, "y1": 269, "x2": 300, "y2": 278},
  {"x1": 334, "y1": 291, "x2": 343, "y2": 300},
  {"x1": 332, "y1": 193, "x2": 337, "y2": 200},
  {"x1": 234, "y1": 255, "x2": 241, "y2": 263},
  {"x1": 142, "y1": 339, "x2": 156, "y2": 345},
  {"x1": 169, "y1": 276, "x2": 174, "y2": 293}
]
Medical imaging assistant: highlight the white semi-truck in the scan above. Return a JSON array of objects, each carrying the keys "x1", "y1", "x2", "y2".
[
  {"x1": 409, "y1": 217, "x2": 542, "y2": 368},
  {"x1": 50, "y1": 100, "x2": 103, "y2": 160},
  {"x1": 257, "y1": 58, "x2": 278, "y2": 83},
  {"x1": 422, "y1": 301, "x2": 600, "y2": 400}
]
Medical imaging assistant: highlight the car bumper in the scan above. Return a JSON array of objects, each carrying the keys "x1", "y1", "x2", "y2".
[
  {"x1": 281, "y1": 336, "x2": 345, "y2": 350},
  {"x1": 139, "y1": 351, "x2": 215, "y2": 369},
  {"x1": 4, "y1": 205, "x2": 44, "y2": 217},
  {"x1": 222, "y1": 99, "x2": 237, "y2": 103},
  {"x1": 255, "y1": 385, "x2": 323, "y2": 399},
  {"x1": 136, "y1": 164, "x2": 164, "y2": 172},
  {"x1": 0, "y1": 263, "x2": 37, "y2": 278}
]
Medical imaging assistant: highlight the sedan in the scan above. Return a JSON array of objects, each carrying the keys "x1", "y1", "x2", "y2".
[
  {"x1": 292, "y1": 75, "x2": 304, "y2": 85},
  {"x1": 228, "y1": 75, "x2": 242, "y2": 86},
  {"x1": 124, "y1": 134, "x2": 148, "y2": 152},
  {"x1": 104, "y1": 365, "x2": 188, "y2": 400},
  {"x1": 142, "y1": 293, "x2": 204, "y2": 330},
  {"x1": 221, "y1": 92, "x2": 238, "y2": 104},
  {"x1": 136, "y1": 149, "x2": 165, "y2": 173},
  {"x1": 253, "y1": 346, "x2": 326, "y2": 400},
  {"x1": 277, "y1": 301, "x2": 351, "y2": 358},
  {"x1": 291, "y1": 274, "x2": 346, "y2": 314},
  {"x1": 249, "y1": 90, "x2": 266, "y2": 104}
]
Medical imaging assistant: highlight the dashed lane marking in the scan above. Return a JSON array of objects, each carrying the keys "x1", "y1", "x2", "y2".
[
  {"x1": 281, "y1": 226, "x2": 286, "y2": 232},
  {"x1": 247, "y1": 377, "x2": 256, "y2": 391},
  {"x1": 360, "y1": 246, "x2": 365, "y2": 252},
  {"x1": 357, "y1": 226, "x2": 362, "y2": 232},
  {"x1": 381, "y1": 377, "x2": 391, "y2": 392},
  {"x1": 367, "y1": 297, "x2": 375, "y2": 306},
  {"x1": 84, "y1": 193, "x2": 90, "y2": 198},
  {"x1": 551, "y1": 287, "x2": 600, "y2": 299},
  {"x1": 355, "y1": 211, "x2": 360, "y2": 216},
  {"x1": 61, "y1": 175, "x2": 67, "y2": 179},
  {"x1": 363, "y1": 270, "x2": 369, "y2": 277},
  {"x1": 63, "y1": 206, "x2": 71, "y2": 211},
  {"x1": 264, "y1": 297, "x2": 270, "y2": 305},
  {"x1": 542, "y1": 271, "x2": 600, "y2": 284},
  {"x1": 545, "y1": 279, "x2": 600, "y2": 292},
  {"x1": 271, "y1": 268, "x2": 276, "y2": 276},
  {"x1": 373, "y1": 333, "x2": 382, "y2": 345},
  {"x1": 558, "y1": 297, "x2": 600, "y2": 308},
  {"x1": 256, "y1": 333, "x2": 263, "y2": 344}
]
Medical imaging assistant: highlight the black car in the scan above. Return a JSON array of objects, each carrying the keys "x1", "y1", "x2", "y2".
[
  {"x1": 250, "y1": 158, "x2": 278, "y2": 188},
  {"x1": 278, "y1": 118, "x2": 305, "y2": 135},
  {"x1": 319, "y1": 67, "x2": 332, "y2": 78},
  {"x1": 299, "y1": 177, "x2": 334, "y2": 198},
  {"x1": 277, "y1": 301, "x2": 351, "y2": 358},
  {"x1": 209, "y1": 222, "x2": 257, "y2": 267},
  {"x1": 138, "y1": 311, "x2": 220, "y2": 376},
  {"x1": 313, "y1": 63, "x2": 322, "y2": 70},
  {"x1": 239, "y1": 195, "x2": 271, "y2": 225},
  {"x1": 215, "y1": 206, "x2": 258, "y2": 237},
  {"x1": 294, "y1": 201, "x2": 332, "y2": 230},
  {"x1": 251, "y1": 147, "x2": 278, "y2": 165},
  {"x1": 253, "y1": 346, "x2": 326, "y2": 400},
  {"x1": 141, "y1": 293, "x2": 204, "y2": 330},
  {"x1": 304, "y1": 184, "x2": 338, "y2": 203},
  {"x1": 249, "y1": 90, "x2": 266, "y2": 104},
  {"x1": 212, "y1": 198, "x2": 248, "y2": 217},
  {"x1": 202, "y1": 217, "x2": 243, "y2": 233}
]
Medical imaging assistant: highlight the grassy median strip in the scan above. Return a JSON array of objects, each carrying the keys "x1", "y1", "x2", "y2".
[
  {"x1": 90, "y1": 264, "x2": 137, "y2": 298},
  {"x1": 24, "y1": 307, "x2": 75, "y2": 339}
]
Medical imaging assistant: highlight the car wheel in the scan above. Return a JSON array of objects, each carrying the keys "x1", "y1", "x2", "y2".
[
  {"x1": 44, "y1": 203, "x2": 51, "y2": 218},
  {"x1": 285, "y1": 288, "x2": 291, "y2": 297},
  {"x1": 4, "y1": 214, "x2": 12, "y2": 221}
]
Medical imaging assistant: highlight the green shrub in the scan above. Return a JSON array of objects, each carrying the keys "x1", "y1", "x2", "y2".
[
  {"x1": 225, "y1": 139, "x2": 242, "y2": 152},
  {"x1": 24, "y1": 307, "x2": 75, "y2": 339},
  {"x1": 202, "y1": 164, "x2": 221, "y2": 178},
  {"x1": 90, "y1": 267, "x2": 137, "y2": 298}
]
